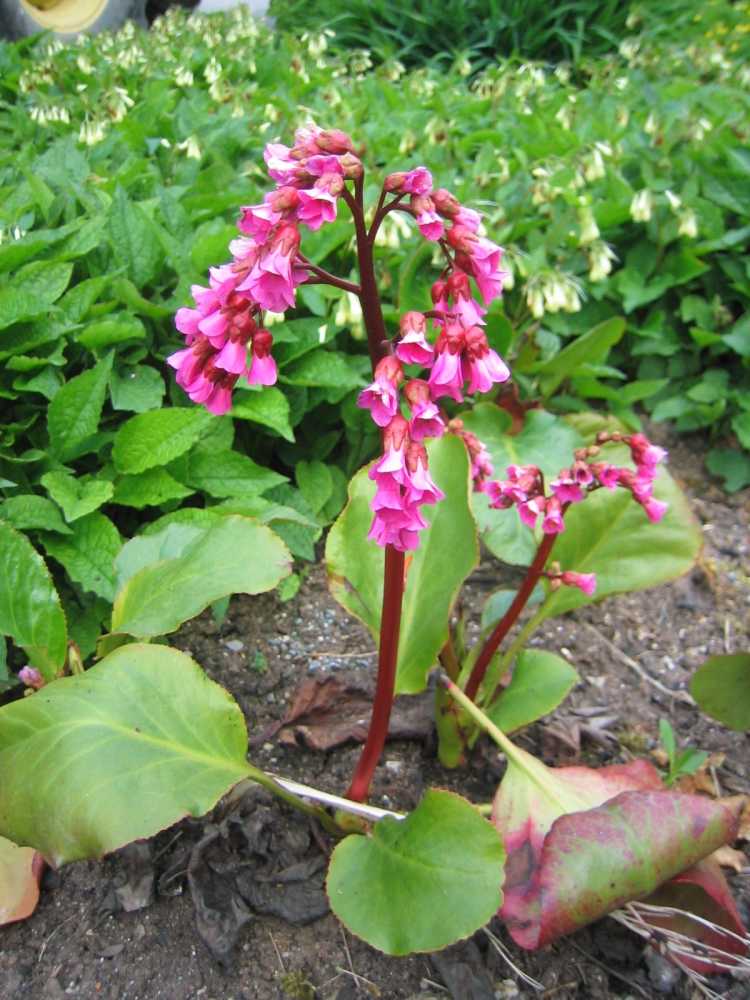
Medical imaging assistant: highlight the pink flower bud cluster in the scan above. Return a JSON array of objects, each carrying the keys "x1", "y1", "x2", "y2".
[
  {"x1": 545, "y1": 569, "x2": 598, "y2": 597},
  {"x1": 357, "y1": 306, "x2": 509, "y2": 550},
  {"x1": 169, "y1": 125, "x2": 361, "y2": 415},
  {"x1": 484, "y1": 432, "x2": 670, "y2": 536},
  {"x1": 448, "y1": 418, "x2": 494, "y2": 492}
]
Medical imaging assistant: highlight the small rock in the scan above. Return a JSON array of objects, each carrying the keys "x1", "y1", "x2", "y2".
[
  {"x1": 224, "y1": 640, "x2": 245, "y2": 653},
  {"x1": 645, "y1": 949, "x2": 681, "y2": 993}
]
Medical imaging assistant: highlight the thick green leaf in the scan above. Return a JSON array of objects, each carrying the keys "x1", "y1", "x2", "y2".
[
  {"x1": 182, "y1": 450, "x2": 287, "y2": 498},
  {"x1": 690, "y1": 654, "x2": 750, "y2": 732},
  {"x1": 41, "y1": 471, "x2": 114, "y2": 523},
  {"x1": 0, "y1": 495, "x2": 71, "y2": 535},
  {"x1": 231, "y1": 388, "x2": 295, "y2": 442},
  {"x1": 111, "y1": 515, "x2": 291, "y2": 637},
  {"x1": 281, "y1": 349, "x2": 364, "y2": 391},
  {"x1": 487, "y1": 650, "x2": 579, "y2": 734},
  {"x1": 296, "y1": 460, "x2": 333, "y2": 515},
  {"x1": 108, "y1": 187, "x2": 161, "y2": 288},
  {"x1": 326, "y1": 434, "x2": 479, "y2": 693},
  {"x1": 706, "y1": 448, "x2": 750, "y2": 492},
  {"x1": 77, "y1": 315, "x2": 146, "y2": 350},
  {"x1": 532, "y1": 318, "x2": 626, "y2": 397},
  {"x1": 112, "y1": 408, "x2": 212, "y2": 474},
  {"x1": 40, "y1": 513, "x2": 121, "y2": 602},
  {"x1": 0, "y1": 644, "x2": 251, "y2": 866},
  {"x1": 0, "y1": 522, "x2": 66, "y2": 679},
  {"x1": 47, "y1": 353, "x2": 113, "y2": 460},
  {"x1": 111, "y1": 467, "x2": 193, "y2": 508},
  {"x1": 109, "y1": 365, "x2": 165, "y2": 413},
  {"x1": 0, "y1": 836, "x2": 43, "y2": 926},
  {"x1": 540, "y1": 464, "x2": 702, "y2": 618},
  {"x1": 327, "y1": 790, "x2": 504, "y2": 956},
  {"x1": 14, "y1": 260, "x2": 73, "y2": 305}
]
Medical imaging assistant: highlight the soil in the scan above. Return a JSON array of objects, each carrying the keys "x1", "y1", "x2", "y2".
[{"x1": 1, "y1": 429, "x2": 749, "y2": 1000}]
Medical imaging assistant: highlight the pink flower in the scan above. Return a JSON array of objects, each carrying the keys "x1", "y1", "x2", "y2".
[
  {"x1": 410, "y1": 194, "x2": 443, "y2": 241},
  {"x1": 404, "y1": 442, "x2": 445, "y2": 507},
  {"x1": 238, "y1": 200, "x2": 282, "y2": 240},
  {"x1": 405, "y1": 380, "x2": 445, "y2": 441},
  {"x1": 357, "y1": 356, "x2": 403, "y2": 428},
  {"x1": 643, "y1": 497, "x2": 668, "y2": 523},
  {"x1": 454, "y1": 206, "x2": 482, "y2": 231},
  {"x1": 445, "y1": 270, "x2": 486, "y2": 327},
  {"x1": 560, "y1": 571, "x2": 597, "y2": 596},
  {"x1": 541, "y1": 496, "x2": 566, "y2": 534},
  {"x1": 247, "y1": 329, "x2": 277, "y2": 386},
  {"x1": 428, "y1": 324, "x2": 466, "y2": 402},
  {"x1": 462, "y1": 326, "x2": 510, "y2": 394},
  {"x1": 18, "y1": 666, "x2": 44, "y2": 690},
  {"x1": 297, "y1": 172, "x2": 344, "y2": 230},
  {"x1": 590, "y1": 462, "x2": 619, "y2": 489},
  {"x1": 448, "y1": 420, "x2": 493, "y2": 490},
  {"x1": 629, "y1": 433, "x2": 668, "y2": 472},
  {"x1": 448, "y1": 224, "x2": 507, "y2": 305},
  {"x1": 385, "y1": 166, "x2": 433, "y2": 195},
  {"x1": 396, "y1": 312, "x2": 434, "y2": 366},
  {"x1": 432, "y1": 190, "x2": 481, "y2": 231},
  {"x1": 430, "y1": 279, "x2": 450, "y2": 327},
  {"x1": 264, "y1": 142, "x2": 300, "y2": 185},
  {"x1": 240, "y1": 222, "x2": 304, "y2": 313}
]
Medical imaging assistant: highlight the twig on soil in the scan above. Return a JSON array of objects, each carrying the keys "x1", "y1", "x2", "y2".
[
  {"x1": 268, "y1": 930, "x2": 286, "y2": 972},
  {"x1": 483, "y1": 927, "x2": 544, "y2": 992},
  {"x1": 38, "y1": 912, "x2": 80, "y2": 965},
  {"x1": 582, "y1": 623, "x2": 695, "y2": 705},
  {"x1": 566, "y1": 939, "x2": 651, "y2": 998}
]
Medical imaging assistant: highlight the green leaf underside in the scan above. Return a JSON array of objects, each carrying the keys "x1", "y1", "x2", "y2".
[
  {"x1": 0, "y1": 836, "x2": 42, "y2": 926},
  {"x1": 0, "y1": 522, "x2": 67, "y2": 679},
  {"x1": 487, "y1": 650, "x2": 579, "y2": 734},
  {"x1": 690, "y1": 654, "x2": 750, "y2": 731},
  {"x1": 327, "y1": 790, "x2": 504, "y2": 955},
  {"x1": 111, "y1": 515, "x2": 291, "y2": 637},
  {"x1": 326, "y1": 434, "x2": 478, "y2": 694},
  {"x1": 0, "y1": 645, "x2": 251, "y2": 866}
]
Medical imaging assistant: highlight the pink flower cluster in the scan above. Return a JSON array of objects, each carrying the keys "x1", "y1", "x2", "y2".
[
  {"x1": 169, "y1": 125, "x2": 361, "y2": 414},
  {"x1": 358, "y1": 312, "x2": 508, "y2": 550},
  {"x1": 483, "y1": 432, "x2": 669, "y2": 596}
]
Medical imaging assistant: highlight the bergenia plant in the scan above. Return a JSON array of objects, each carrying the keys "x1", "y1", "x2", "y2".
[{"x1": 1, "y1": 126, "x2": 747, "y2": 980}]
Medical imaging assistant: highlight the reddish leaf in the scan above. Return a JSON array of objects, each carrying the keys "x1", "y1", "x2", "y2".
[
  {"x1": 492, "y1": 750, "x2": 742, "y2": 952},
  {"x1": 644, "y1": 857, "x2": 748, "y2": 974},
  {"x1": 0, "y1": 835, "x2": 44, "y2": 926}
]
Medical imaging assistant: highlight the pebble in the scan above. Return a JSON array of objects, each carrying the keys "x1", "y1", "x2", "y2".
[
  {"x1": 645, "y1": 950, "x2": 681, "y2": 993},
  {"x1": 223, "y1": 639, "x2": 245, "y2": 652}
]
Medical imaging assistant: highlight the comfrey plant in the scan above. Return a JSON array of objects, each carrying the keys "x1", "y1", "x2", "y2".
[{"x1": 0, "y1": 127, "x2": 747, "y2": 977}]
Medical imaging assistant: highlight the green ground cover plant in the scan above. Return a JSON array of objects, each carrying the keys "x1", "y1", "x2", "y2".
[
  {"x1": 0, "y1": 2, "x2": 748, "y2": 674},
  {"x1": 1, "y1": 124, "x2": 747, "y2": 983}
]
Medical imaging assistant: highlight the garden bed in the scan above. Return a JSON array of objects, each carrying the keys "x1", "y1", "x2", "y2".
[{"x1": 0, "y1": 430, "x2": 748, "y2": 1000}]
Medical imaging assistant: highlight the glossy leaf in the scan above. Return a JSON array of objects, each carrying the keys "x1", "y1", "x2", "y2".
[
  {"x1": 326, "y1": 434, "x2": 478, "y2": 693},
  {"x1": 690, "y1": 653, "x2": 750, "y2": 731},
  {"x1": 109, "y1": 187, "x2": 161, "y2": 288},
  {"x1": 0, "y1": 836, "x2": 44, "y2": 927},
  {"x1": 0, "y1": 522, "x2": 66, "y2": 679},
  {"x1": 487, "y1": 650, "x2": 579, "y2": 734},
  {"x1": 296, "y1": 460, "x2": 333, "y2": 515},
  {"x1": 112, "y1": 408, "x2": 212, "y2": 474},
  {"x1": 0, "y1": 645, "x2": 251, "y2": 866},
  {"x1": 111, "y1": 467, "x2": 194, "y2": 508},
  {"x1": 232, "y1": 388, "x2": 295, "y2": 442},
  {"x1": 111, "y1": 515, "x2": 291, "y2": 637},
  {"x1": 531, "y1": 317, "x2": 626, "y2": 397},
  {"x1": 109, "y1": 365, "x2": 165, "y2": 413},
  {"x1": 40, "y1": 513, "x2": 121, "y2": 602},
  {"x1": 327, "y1": 790, "x2": 504, "y2": 956}
]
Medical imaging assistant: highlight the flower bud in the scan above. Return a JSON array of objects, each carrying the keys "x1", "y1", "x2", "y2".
[{"x1": 432, "y1": 188, "x2": 461, "y2": 217}]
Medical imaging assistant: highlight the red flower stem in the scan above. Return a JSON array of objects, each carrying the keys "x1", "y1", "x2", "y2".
[
  {"x1": 342, "y1": 172, "x2": 406, "y2": 803},
  {"x1": 367, "y1": 191, "x2": 407, "y2": 244},
  {"x1": 297, "y1": 254, "x2": 361, "y2": 294},
  {"x1": 342, "y1": 181, "x2": 390, "y2": 370},
  {"x1": 463, "y1": 531, "x2": 558, "y2": 703},
  {"x1": 345, "y1": 544, "x2": 406, "y2": 802}
]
